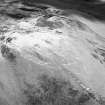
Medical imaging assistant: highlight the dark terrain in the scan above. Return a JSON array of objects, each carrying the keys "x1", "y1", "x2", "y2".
[{"x1": 20, "y1": 0, "x2": 105, "y2": 21}]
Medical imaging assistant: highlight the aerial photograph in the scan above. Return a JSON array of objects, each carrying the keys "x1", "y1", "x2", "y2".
[{"x1": 0, "y1": 0, "x2": 105, "y2": 105}]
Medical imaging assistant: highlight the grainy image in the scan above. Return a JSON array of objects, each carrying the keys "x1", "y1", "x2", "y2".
[{"x1": 0, "y1": 0, "x2": 105, "y2": 105}]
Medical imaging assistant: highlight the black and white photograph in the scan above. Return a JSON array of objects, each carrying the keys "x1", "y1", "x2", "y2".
[{"x1": 0, "y1": 0, "x2": 105, "y2": 105}]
